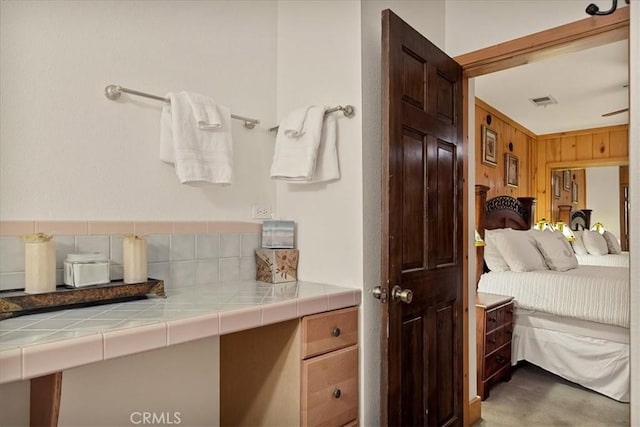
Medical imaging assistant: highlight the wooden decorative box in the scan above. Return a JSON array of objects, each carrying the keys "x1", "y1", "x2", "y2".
[{"x1": 255, "y1": 249, "x2": 299, "y2": 283}]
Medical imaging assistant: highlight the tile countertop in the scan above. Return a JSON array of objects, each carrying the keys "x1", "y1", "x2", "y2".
[{"x1": 0, "y1": 280, "x2": 361, "y2": 384}]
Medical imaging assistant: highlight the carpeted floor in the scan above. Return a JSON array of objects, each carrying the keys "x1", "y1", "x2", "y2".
[{"x1": 474, "y1": 363, "x2": 630, "y2": 427}]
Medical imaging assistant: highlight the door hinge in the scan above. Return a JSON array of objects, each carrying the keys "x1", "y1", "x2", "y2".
[{"x1": 372, "y1": 286, "x2": 388, "y2": 304}]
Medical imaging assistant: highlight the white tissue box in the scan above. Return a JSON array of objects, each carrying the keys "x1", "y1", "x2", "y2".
[
  {"x1": 64, "y1": 253, "x2": 110, "y2": 288},
  {"x1": 261, "y1": 220, "x2": 295, "y2": 248}
]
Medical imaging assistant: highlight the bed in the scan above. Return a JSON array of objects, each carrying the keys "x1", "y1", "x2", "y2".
[
  {"x1": 574, "y1": 252, "x2": 629, "y2": 267},
  {"x1": 568, "y1": 210, "x2": 629, "y2": 267},
  {"x1": 475, "y1": 187, "x2": 630, "y2": 402}
]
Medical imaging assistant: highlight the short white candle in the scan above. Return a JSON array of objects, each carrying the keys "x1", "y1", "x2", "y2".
[
  {"x1": 123, "y1": 235, "x2": 148, "y2": 284},
  {"x1": 23, "y1": 233, "x2": 56, "y2": 294}
]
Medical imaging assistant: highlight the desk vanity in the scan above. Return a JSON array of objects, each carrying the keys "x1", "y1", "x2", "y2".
[{"x1": 0, "y1": 280, "x2": 361, "y2": 426}]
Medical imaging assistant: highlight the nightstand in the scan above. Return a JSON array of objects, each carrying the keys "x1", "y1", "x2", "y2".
[{"x1": 476, "y1": 293, "x2": 514, "y2": 400}]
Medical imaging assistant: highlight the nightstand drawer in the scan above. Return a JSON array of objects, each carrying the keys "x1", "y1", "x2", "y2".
[
  {"x1": 483, "y1": 345, "x2": 511, "y2": 379},
  {"x1": 301, "y1": 307, "x2": 358, "y2": 359},
  {"x1": 301, "y1": 345, "x2": 358, "y2": 427}
]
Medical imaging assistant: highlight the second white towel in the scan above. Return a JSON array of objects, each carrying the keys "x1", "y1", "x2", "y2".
[{"x1": 270, "y1": 105, "x2": 339, "y2": 183}]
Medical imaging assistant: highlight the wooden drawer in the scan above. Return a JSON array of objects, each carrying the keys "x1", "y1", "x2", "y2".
[
  {"x1": 483, "y1": 345, "x2": 511, "y2": 380},
  {"x1": 301, "y1": 345, "x2": 359, "y2": 427},
  {"x1": 500, "y1": 303, "x2": 514, "y2": 325},
  {"x1": 485, "y1": 308, "x2": 499, "y2": 332},
  {"x1": 302, "y1": 307, "x2": 358, "y2": 359}
]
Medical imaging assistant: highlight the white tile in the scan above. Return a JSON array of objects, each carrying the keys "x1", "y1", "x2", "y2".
[
  {"x1": 262, "y1": 300, "x2": 297, "y2": 326},
  {"x1": 219, "y1": 307, "x2": 262, "y2": 334},
  {"x1": 27, "y1": 318, "x2": 83, "y2": 330},
  {"x1": 103, "y1": 322, "x2": 167, "y2": 360},
  {"x1": 75, "y1": 235, "x2": 110, "y2": 257},
  {"x1": 297, "y1": 295, "x2": 329, "y2": 317},
  {"x1": 147, "y1": 234, "x2": 170, "y2": 262},
  {"x1": 196, "y1": 233, "x2": 220, "y2": 259},
  {"x1": 328, "y1": 291, "x2": 356, "y2": 311},
  {"x1": 196, "y1": 259, "x2": 219, "y2": 284},
  {"x1": 0, "y1": 237, "x2": 24, "y2": 273},
  {"x1": 167, "y1": 313, "x2": 219, "y2": 345},
  {"x1": 53, "y1": 236, "x2": 75, "y2": 268},
  {"x1": 23, "y1": 334, "x2": 103, "y2": 378},
  {"x1": 240, "y1": 233, "x2": 259, "y2": 257},
  {"x1": 0, "y1": 348, "x2": 22, "y2": 382},
  {"x1": 219, "y1": 258, "x2": 240, "y2": 282},
  {"x1": 110, "y1": 235, "x2": 123, "y2": 264},
  {"x1": 110, "y1": 264, "x2": 124, "y2": 281},
  {"x1": 171, "y1": 261, "x2": 196, "y2": 287},
  {"x1": 148, "y1": 262, "x2": 170, "y2": 284},
  {"x1": 0, "y1": 272, "x2": 25, "y2": 291},
  {"x1": 171, "y1": 234, "x2": 195, "y2": 261},
  {"x1": 239, "y1": 256, "x2": 256, "y2": 280},
  {"x1": 220, "y1": 233, "x2": 240, "y2": 258}
]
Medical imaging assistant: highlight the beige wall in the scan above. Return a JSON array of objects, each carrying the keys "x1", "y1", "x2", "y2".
[{"x1": 0, "y1": 0, "x2": 277, "y2": 221}]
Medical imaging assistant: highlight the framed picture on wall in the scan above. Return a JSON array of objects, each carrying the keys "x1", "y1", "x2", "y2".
[
  {"x1": 504, "y1": 153, "x2": 519, "y2": 187},
  {"x1": 572, "y1": 181, "x2": 578, "y2": 204},
  {"x1": 553, "y1": 174, "x2": 561, "y2": 199},
  {"x1": 563, "y1": 170, "x2": 571, "y2": 190},
  {"x1": 481, "y1": 125, "x2": 498, "y2": 167}
]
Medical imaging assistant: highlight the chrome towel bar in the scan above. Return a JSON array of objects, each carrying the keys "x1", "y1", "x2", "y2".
[
  {"x1": 268, "y1": 105, "x2": 355, "y2": 132},
  {"x1": 104, "y1": 84, "x2": 260, "y2": 129}
]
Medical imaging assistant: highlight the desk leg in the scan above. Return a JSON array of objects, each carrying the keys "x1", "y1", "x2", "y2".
[{"x1": 30, "y1": 372, "x2": 62, "y2": 427}]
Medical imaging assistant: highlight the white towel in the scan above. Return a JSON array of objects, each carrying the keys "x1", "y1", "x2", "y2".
[
  {"x1": 307, "y1": 113, "x2": 339, "y2": 183},
  {"x1": 160, "y1": 92, "x2": 233, "y2": 184},
  {"x1": 270, "y1": 106, "x2": 325, "y2": 181},
  {"x1": 280, "y1": 105, "x2": 311, "y2": 137}
]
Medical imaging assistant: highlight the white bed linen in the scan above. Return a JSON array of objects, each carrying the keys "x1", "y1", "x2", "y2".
[
  {"x1": 478, "y1": 266, "x2": 629, "y2": 327},
  {"x1": 575, "y1": 251, "x2": 629, "y2": 267},
  {"x1": 512, "y1": 309, "x2": 629, "y2": 402}
]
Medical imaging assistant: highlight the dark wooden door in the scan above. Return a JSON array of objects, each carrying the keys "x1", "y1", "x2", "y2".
[{"x1": 380, "y1": 9, "x2": 463, "y2": 427}]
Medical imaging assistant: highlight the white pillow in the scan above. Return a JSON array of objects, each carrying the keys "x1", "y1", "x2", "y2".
[
  {"x1": 582, "y1": 231, "x2": 609, "y2": 255},
  {"x1": 570, "y1": 230, "x2": 588, "y2": 255},
  {"x1": 483, "y1": 229, "x2": 511, "y2": 272},
  {"x1": 532, "y1": 231, "x2": 579, "y2": 271},
  {"x1": 492, "y1": 229, "x2": 548, "y2": 272},
  {"x1": 602, "y1": 231, "x2": 622, "y2": 254}
]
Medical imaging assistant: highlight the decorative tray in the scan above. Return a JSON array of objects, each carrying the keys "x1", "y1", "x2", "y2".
[{"x1": 0, "y1": 279, "x2": 165, "y2": 320}]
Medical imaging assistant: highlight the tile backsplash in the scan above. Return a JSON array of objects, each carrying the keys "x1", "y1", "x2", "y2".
[{"x1": 0, "y1": 221, "x2": 261, "y2": 291}]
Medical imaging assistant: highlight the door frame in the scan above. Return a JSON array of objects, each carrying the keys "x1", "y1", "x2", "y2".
[{"x1": 451, "y1": 7, "x2": 629, "y2": 426}]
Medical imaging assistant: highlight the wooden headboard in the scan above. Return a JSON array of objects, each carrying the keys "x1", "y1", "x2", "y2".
[
  {"x1": 474, "y1": 185, "x2": 536, "y2": 283},
  {"x1": 570, "y1": 209, "x2": 592, "y2": 230}
]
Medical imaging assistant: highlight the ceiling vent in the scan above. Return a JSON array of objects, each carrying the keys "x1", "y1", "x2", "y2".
[{"x1": 529, "y1": 95, "x2": 558, "y2": 107}]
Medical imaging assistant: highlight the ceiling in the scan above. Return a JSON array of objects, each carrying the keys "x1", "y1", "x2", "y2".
[{"x1": 474, "y1": 39, "x2": 629, "y2": 136}]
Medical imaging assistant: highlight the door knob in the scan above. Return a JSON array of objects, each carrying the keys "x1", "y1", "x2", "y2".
[{"x1": 391, "y1": 286, "x2": 413, "y2": 304}]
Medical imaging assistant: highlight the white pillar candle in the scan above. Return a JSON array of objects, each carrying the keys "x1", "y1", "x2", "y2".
[
  {"x1": 123, "y1": 235, "x2": 148, "y2": 284},
  {"x1": 23, "y1": 233, "x2": 56, "y2": 294}
]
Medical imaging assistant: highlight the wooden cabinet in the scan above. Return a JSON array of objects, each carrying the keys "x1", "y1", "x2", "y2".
[
  {"x1": 476, "y1": 293, "x2": 514, "y2": 400},
  {"x1": 221, "y1": 306, "x2": 359, "y2": 426},
  {"x1": 301, "y1": 307, "x2": 358, "y2": 426}
]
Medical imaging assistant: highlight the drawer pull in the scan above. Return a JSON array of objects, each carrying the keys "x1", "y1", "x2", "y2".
[
  {"x1": 332, "y1": 327, "x2": 341, "y2": 337},
  {"x1": 333, "y1": 388, "x2": 342, "y2": 399},
  {"x1": 508, "y1": 309, "x2": 514, "y2": 314},
  {"x1": 489, "y1": 339, "x2": 496, "y2": 344},
  {"x1": 496, "y1": 356, "x2": 506, "y2": 364},
  {"x1": 488, "y1": 318, "x2": 497, "y2": 323}
]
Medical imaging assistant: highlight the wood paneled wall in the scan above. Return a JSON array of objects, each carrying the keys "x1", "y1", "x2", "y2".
[
  {"x1": 475, "y1": 99, "x2": 629, "y2": 223},
  {"x1": 550, "y1": 169, "x2": 586, "y2": 223},
  {"x1": 534, "y1": 125, "x2": 629, "y2": 222},
  {"x1": 475, "y1": 99, "x2": 535, "y2": 200}
]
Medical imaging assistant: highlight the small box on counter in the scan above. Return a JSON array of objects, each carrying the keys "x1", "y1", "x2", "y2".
[
  {"x1": 255, "y1": 248, "x2": 299, "y2": 284},
  {"x1": 261, "y1": 220, "x2": 295, "y2": 249},
  {"x1": 64, "y1": 253, "x2": 110, "y2": 288}
]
